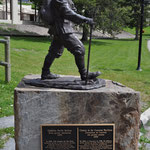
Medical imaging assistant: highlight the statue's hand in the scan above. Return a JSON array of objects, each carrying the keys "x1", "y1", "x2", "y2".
[{"x1": 85, "y1": 18, "x2": 95, "y2": 25}]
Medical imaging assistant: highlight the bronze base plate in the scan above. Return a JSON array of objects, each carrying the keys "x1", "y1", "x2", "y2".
[{"x1": 22, "y1": 76, "x2": 106, "y2": 90}]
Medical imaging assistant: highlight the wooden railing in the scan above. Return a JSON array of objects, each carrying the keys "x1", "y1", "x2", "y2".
[{"x1": 0, "y1": 37, "x2": 11, "y2": 82}]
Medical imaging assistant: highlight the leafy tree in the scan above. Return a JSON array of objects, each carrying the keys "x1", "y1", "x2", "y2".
[
  {"x1": 74, "y1": 0, "x2": 129, "y2": 41},
  {"x1": 30, "y1": 0, "x2": 42, "y2": 21},
  {"x1": 0, "y1": 0, "x2": 3, "y2": 4},
  {"x1": 119, "y1": 0, "x2": 149, "y2": 40},
  {"x1": 74, "y1": 0, "x2": 97, "y2": 41},
  {"x1": 95, "y1": 0, "x2": 129, "y2": 36},
  {"x1": 30, "y1": 0, "x2": 42, "y2": 9}
]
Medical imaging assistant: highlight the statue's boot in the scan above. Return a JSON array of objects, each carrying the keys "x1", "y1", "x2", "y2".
[
  {"x1": 41, "y1": 53, "x2": 60, "y2": 80},
  {"x1": 81, "y1": 71, "x2": 101, "y2": 81},
  {"x1": 75, "y1": 55, "x2": 101, "y2": 80},
  {"x1": 41, "y1": 70, "x2": 60, "y2": 80}
]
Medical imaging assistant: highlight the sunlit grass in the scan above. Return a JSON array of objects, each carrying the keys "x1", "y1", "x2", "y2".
[{"x1": 0, "y1": 27, "x2": 150, "y2": 117}]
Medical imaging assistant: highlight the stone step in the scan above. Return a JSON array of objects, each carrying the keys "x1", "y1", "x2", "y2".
[
  {"x1": 0, "y1": 116, "x2": 14, "y2": 128},
  {"x1": 0, "y1": 138, "x2": 15, "y2": 150}
]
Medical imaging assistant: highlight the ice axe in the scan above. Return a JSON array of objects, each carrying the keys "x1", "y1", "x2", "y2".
[{"x1": 85, "y1": 24, "x2": 93, "y2": 85}]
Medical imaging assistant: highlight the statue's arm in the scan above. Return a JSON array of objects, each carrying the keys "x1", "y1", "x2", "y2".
[
  {"x1": 54, "y1": 0, "x2": 91, "y2": 24},
  {"x1": 67, "y1": 0, "x2": 77, "y2": 12}
]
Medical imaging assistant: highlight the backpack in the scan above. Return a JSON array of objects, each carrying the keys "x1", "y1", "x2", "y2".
[{"x1": 40, "y1": 0, "x2": 54, "y2": 25}]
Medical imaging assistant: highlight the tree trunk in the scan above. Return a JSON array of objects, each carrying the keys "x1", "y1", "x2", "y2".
[
  {"x1": 81, "y1": 25, "x2": 89, "y2": 42},
  {"x1": 35, "y1": 3, "x2": 37, "y2": 22}
]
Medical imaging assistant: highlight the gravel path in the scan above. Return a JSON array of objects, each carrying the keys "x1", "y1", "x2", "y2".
[{"x1": 0, "y1": 24, "x2": 135, "y2": 39}]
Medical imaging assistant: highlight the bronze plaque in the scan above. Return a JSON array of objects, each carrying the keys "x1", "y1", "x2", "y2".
[{"x1": 41, "y1": 124, "x2": 115, "y2": 150}]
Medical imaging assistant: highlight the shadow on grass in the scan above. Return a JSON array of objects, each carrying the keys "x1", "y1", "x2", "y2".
[
  {"x1": 10, "y1": 36, "x2": 51, "y2": 44},
  {"x1": 9, "y1": 36, "x2": 136, "y2": 46},
  {"x1": 92, "y1": 38, "x2": 135, "y2": 45},
  {"x1": 0, "y1": 80, "x2": 8, "y2": 84},
  {"x1": 114, "y1": 38, "x2": 136, "y2": 42},
  {"x1": 144, "y1": 81, "x2": 150, "y2": 85},
  {"x1": 11, "y1": 36, "x2": 112, "y2": 46},
  {"x1": 92, "y1": 40, "x2": 112, "y2": 46},
  {"x1": 143, "y1": 34, "x2": 150, "y2": 37},
  {"x1": 82, "y1": 40, "x2": 112, "y2": 46},
  {"x1": 101, "y1": 68, "x2": 124, "y2": 72}
]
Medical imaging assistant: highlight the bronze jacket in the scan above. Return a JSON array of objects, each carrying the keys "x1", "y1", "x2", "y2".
[{"x1": 49, "y1": 0, "x2": 88, "y2": 35}]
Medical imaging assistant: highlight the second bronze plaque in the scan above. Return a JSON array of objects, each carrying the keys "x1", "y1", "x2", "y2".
[{"x1": 41, "y1": 124, "x2": 115, "y2": 150}]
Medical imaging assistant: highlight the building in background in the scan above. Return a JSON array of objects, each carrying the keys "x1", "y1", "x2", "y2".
[{"x1": 0, "y1": 0, "x2": 38, "y2": 24}]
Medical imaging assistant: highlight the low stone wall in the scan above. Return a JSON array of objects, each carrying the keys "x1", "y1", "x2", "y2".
[{"x1": 14, "y1": 75, "x2": 140, "y2": 150}]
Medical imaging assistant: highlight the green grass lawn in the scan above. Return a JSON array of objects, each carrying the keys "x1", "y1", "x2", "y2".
[{"x1": 0, "y1": 27, "x2": 150, "y2": 117}]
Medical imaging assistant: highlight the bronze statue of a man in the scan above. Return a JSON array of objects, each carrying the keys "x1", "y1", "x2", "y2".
[{"x1": 41, "y1": 0, "x2": 100, "y2": 80}]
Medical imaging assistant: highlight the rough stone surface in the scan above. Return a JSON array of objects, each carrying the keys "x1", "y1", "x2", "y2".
[{"x1": 14, "y1": 75, "x2": 140, "y2": 150}]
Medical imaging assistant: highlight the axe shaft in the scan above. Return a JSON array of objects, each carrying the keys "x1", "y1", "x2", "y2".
[{"x1": 85, "y1": 25, "x2": 93, "y2": 85}]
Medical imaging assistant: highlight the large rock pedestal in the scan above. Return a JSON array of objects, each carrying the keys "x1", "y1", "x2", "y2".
[{"x1": 14, "y1": 75, "x2": 140, "y2": 150}]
